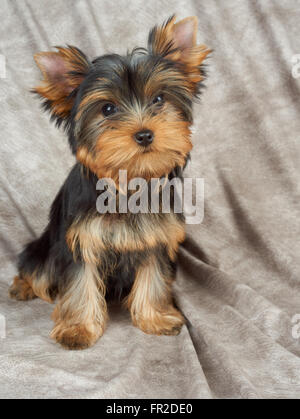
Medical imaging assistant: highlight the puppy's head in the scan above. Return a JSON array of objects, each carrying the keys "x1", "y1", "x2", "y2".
[{"x1": 34, "y1": 16, "x2": 210, "y2": 183}]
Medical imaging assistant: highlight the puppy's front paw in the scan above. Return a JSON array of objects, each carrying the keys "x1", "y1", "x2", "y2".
[
  {"x1": 9, "y1": 276, "x2": 37, "y2": 301},
  {"x1": 51, "y1": 323, "x2": 102, "y2": 350},
  {"x1": 51, "y1": 323, "x2": 103, "y2": 350},
  {"x1": 133, "y1": 307, "x2": 185, "y2": 336}
]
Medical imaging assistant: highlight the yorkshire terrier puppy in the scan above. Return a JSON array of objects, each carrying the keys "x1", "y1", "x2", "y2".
[{"x1": 9, "y1": 16, "x2": 209, "y2": 349}]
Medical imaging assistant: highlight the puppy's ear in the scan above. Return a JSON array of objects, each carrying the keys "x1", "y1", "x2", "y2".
[
  {"x1": 33, "y1": 46, "x2": 90, "y2": 125},
  {"x1": 148, "y1": 16, "x2": 211, "y2": 93}
]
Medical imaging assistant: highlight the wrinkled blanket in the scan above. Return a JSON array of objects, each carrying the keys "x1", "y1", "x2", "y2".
[{"x1": 0, "y1": 0, "x2": 300, "y2": 399}]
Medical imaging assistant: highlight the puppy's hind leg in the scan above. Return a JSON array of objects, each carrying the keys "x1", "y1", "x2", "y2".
[
  {"x1": 9, "y1": 274, "x2": 37, "y2": 301},
  {"x1": 10, "y1": 230, "x2": 55, "y2": 303},
  {"x1": 9, "y1": 270, "x2": 56, "y2": 303},
  {"x1": 51, "y1": 262, "x2": 107, "y2": 350}
]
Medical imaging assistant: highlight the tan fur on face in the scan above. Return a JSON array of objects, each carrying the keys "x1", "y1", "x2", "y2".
[
  {"x1": 51, "y1": 263, "x2": 107, "y2": 350},
  {"x1": 126, "y1": 255, "x2": 184, "y2": 335},
  {"x1": 66, "y1": 212, "x2": 185, "y2": 265},
  {"x1": 143, "y1": 62, "x2": 192, "y2": 98},
  {"x1": 77, "y1": 103, "x2": 192, "y2": 184},
  {"x1": 75, "y1": 85, "x2": 113, "y2": 121}
]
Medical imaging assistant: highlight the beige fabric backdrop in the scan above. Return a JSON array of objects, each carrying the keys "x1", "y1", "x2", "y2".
[{"x1": 0, "y1": 0, "x2": 300, "y2": 399}]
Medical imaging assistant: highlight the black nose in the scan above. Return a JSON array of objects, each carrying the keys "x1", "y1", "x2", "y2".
[{"x1": 134, "y1": 129, "x2": 154, "y2": 146}]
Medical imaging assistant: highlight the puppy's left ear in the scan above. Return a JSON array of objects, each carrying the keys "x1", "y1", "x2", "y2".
[
  {"x1": 33, "y1": 46, "x2": 90, "y2": 125},
  {"x1": 148, "y1": 16, "x2": 211, "y2": 93}
]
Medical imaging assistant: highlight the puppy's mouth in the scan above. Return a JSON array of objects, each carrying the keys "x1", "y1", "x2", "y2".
[
  {"x1": 141, "y1": 147, "x2": 152, "y2": 154},
  {"x1": 136, "y1": 142, "x2": 154, "y2": 154}
]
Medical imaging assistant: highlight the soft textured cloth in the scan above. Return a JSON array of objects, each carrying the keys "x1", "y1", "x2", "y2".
[{"x1": 0, "y1": 0, "x2": 300, "y2": 399}]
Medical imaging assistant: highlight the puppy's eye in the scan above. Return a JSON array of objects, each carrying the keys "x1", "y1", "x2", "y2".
[
  {"x1": 152, "y1": 94, "x2": 164, "y2": 105},
  {"x1": 102, "y1": 103, "x2": 117, "y2": 117}
]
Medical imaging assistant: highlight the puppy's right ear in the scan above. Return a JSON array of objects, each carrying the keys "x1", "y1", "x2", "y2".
[{"x1": 33, "y1": 46, "x2": 90, "y2": 125}]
